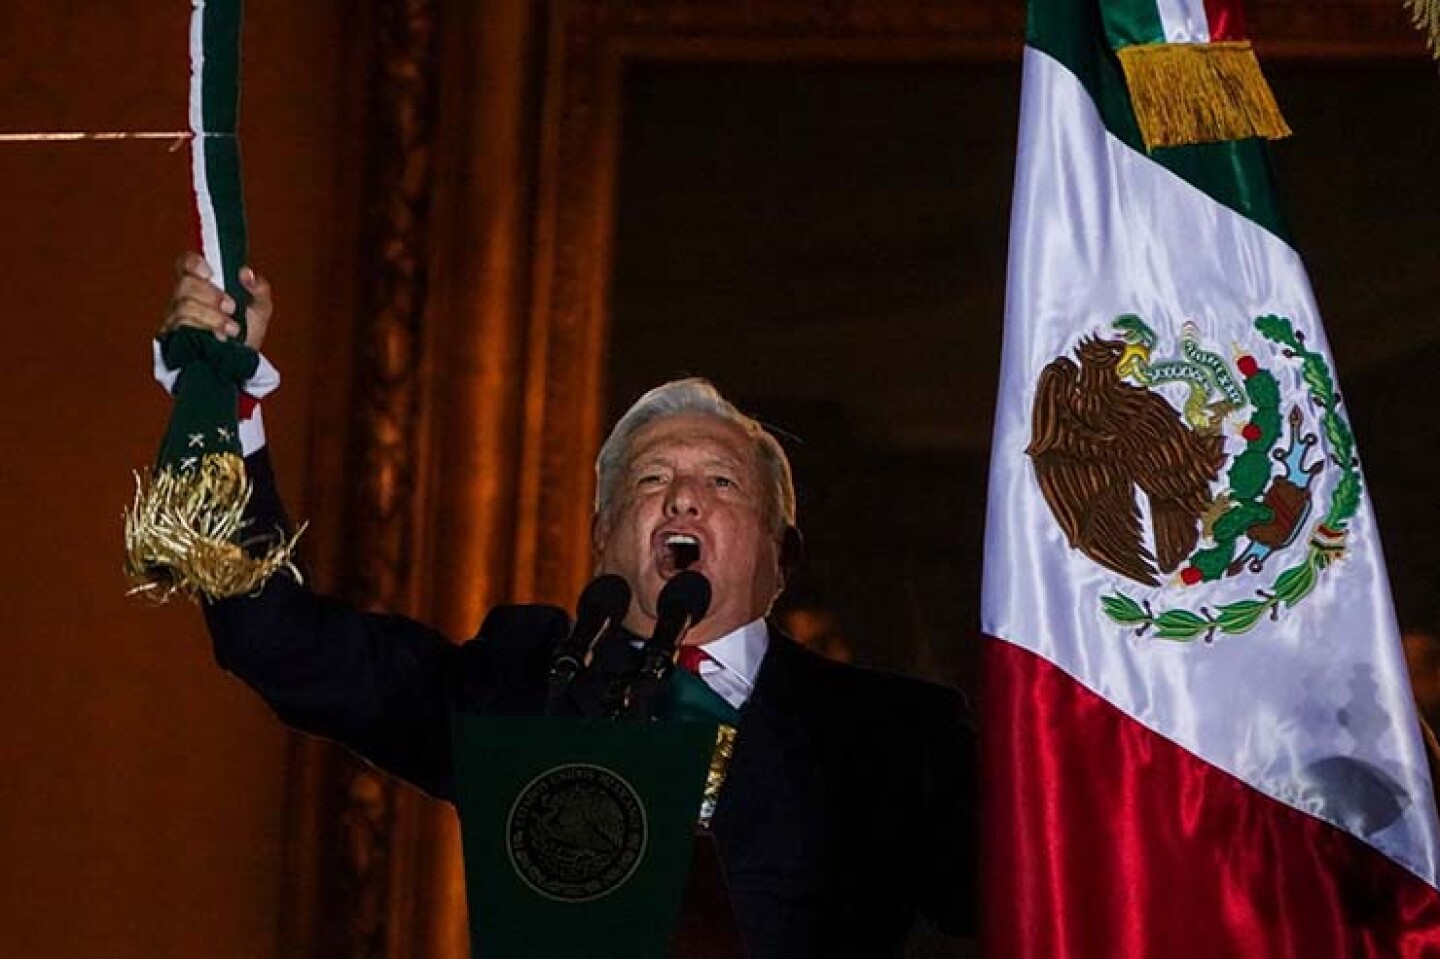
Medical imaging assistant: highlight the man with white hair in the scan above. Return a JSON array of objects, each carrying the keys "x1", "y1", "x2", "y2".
[{"x1": 163, "y1": 255, "x2": 978, "y2": 956}]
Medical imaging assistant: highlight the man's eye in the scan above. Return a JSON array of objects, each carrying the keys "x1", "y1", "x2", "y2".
[
  {"x1": 637, "y1": 474, "x2": 666, "y2": 487},
  {"x1": 712, "y1": 475, "x2": 736, "y2": 489}
]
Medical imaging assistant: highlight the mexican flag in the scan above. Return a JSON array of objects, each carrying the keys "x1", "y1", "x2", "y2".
[
  {"x1": 981, "y1": 0, "x2": 1440, "y2": 955},
  {"x1": 124, "y1": 0, "x2": 298, "y2": 603}
]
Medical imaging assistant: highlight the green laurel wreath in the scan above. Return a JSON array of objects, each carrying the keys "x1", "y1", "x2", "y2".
[{"x1": 1100, "y1": 315, "x2": 1362, "y2": 642}]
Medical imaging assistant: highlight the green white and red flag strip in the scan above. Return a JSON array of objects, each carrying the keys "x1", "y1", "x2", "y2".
[
  {"x1": 188, "y1": 0, "x2": 249, "y2": 333},
  {"x1": 125, "y1": 0, "x2": 300, "y2": 603},
  {"x1": 151, "y1": 340, "x2": 277, "y2": 457},
  {"x1": 980, "y1": 0, "x2": 1440, "y2": 954},
  {"x1": 1098, "y1": 0, "x2": 1289, "y2": 149}
]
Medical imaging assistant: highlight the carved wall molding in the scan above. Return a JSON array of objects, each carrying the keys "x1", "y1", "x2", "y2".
[
  {"x1": 322, "y1": 0, "x2": 443, "y2": 956},
  {"x1": 566, "y1": 0, "x2": 1019, "y2": 39},
  {"x1": 544, "y1": 0, "x2": 1424, "y2": 52},
  {"x1": 347, "y1": 0, "x2": 437, "y2": 613}
]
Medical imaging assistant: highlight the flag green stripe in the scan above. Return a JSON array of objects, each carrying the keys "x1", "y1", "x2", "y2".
[
  {"x1": 200, "y1": 0, "x2": 242, "y2": 134},
  {"x1": 1028, "y1": 0, "x2": 1290, "y2": 243},
  {"x1": 194, "y1": 0, "x2": 249, "y2": 330},
  {"x1": 203, "y1": 135, "x2": 251, "y2": 330},
  {"x1": 1100, "y1": 0, "x2": 1167, "y2": 47}
]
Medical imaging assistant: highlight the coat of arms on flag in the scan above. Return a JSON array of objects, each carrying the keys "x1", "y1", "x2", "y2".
[{"x1": 1028, "y1": 312, "x2": 1361, "y2": 643}]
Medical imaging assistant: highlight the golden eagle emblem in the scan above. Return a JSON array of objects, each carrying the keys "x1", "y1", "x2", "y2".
[{"x1": 1028, "y1": 336, "x2": 1225, "y2": 586}]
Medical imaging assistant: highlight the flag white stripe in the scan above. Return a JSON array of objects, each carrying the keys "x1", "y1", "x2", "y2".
[
  {"x1": 187, "y1": 1, "x2": 227, "y2": 286},
  {"x1": 189, "y1": 130, "x2": 225, "y2": 285},
  {"x1": 188, "y1": 1, "x2": 206, "y2": 134},
  {"x1": 1155, "y1": 0, "x2": 1213, "y2": 43},
  {"x1": 983, "y1": 45, "x2": 1440, "y2": 886}
]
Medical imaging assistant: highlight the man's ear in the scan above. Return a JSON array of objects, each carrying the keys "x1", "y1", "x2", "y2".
[
  {"x1": 779, "y1": 525, "x2": 804, "y2": 585},
  {"x1": 591, "y1": 512, "x2": 609, "y2": 565}
]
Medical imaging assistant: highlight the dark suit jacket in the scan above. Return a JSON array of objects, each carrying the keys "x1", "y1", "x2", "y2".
[{"x1": 206, "y1": 451, "x2": 979, "y2": 957}]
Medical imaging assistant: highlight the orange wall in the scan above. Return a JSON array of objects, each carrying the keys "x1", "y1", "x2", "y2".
[{"x1": 0, "y1": 3, "x2": 343, "y2": 955}]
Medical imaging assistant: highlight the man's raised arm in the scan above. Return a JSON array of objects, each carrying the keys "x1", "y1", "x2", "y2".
[{"x1": 154, "y1": 254, "x2": 465, "y2": 799}]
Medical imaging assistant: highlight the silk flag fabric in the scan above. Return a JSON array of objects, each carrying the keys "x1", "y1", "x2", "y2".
[{"x1": 980, "y1": 1, "x2": 1440, "y2": 955}]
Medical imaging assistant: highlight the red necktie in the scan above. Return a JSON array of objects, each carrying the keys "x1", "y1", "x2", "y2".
[{"x1": 676, "y1": 645, "x2": 710, "y2": 675}]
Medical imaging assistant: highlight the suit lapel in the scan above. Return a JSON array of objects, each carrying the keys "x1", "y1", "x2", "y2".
[
  {"x1": 712, "y1": 627, "x2": 831, "y2": 887},
  {"x1": 740, "y1": 625, "x2": 817, "y2": 721}
]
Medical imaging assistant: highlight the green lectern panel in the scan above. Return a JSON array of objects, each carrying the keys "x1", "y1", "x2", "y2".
[{"x1": 452, "y1": 714, "x2": 717, "y2": 958}]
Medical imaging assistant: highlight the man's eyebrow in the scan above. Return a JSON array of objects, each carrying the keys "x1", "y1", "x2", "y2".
[
  {"x1": 628, "y1": 452, "x2": 744, "y2": 471},
  {"x1": 628, "y1": 454, "x2": 673, "y2": 472}
]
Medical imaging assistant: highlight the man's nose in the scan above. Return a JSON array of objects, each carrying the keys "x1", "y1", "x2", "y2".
[{"x1": 664, "y1": 475, "x2": 702, "y2": 517}]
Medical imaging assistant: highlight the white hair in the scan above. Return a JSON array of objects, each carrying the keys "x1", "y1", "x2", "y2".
[{"x1": 595, "y1": 378, "x2": 796, "y2": 532}]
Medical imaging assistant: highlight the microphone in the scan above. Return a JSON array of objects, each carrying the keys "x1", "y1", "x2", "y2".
[
  {"x1": 546, "y1": 573, "x2": 631, "y2": 714},
  {"x1": 616, "y1": 571, "x2": 711, "y2": 719},
  {"x1": 638, "y1": 570, "x2": 712, "y2": 684}
]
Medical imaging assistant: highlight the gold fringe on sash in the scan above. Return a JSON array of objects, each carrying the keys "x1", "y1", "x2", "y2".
[
  {"x1": 1405, "y1": 0, "x2": 1440, "y2": 60},
  {"x1": 124, "y1": 452, "x2": 304, "y2": 603},
  {"x1": 1116, "y1": 40, "x2": 1291, "y2": 151}
]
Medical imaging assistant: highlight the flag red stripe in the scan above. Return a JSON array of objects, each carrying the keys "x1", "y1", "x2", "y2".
[
  {"x1": 1202, "y1": 0, "x2": 1246, "y2": 40},
  {"x1": 981, "y1": 639, "x2": 1440, "y2": 958}
]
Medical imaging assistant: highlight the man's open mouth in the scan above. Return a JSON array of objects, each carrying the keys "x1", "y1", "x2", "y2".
[{"x1": 658, "y1": 532, "x2": 702, "y2": 576}]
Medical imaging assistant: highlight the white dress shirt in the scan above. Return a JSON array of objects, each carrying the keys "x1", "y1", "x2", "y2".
[{"x1": 688, "y1": 618, "x2": 770, "y2": 710}]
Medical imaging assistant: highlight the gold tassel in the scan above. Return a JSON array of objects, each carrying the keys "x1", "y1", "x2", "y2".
[
  {"x1": 1116, "y1": 40, "x2": 1292, "y2": 151},
  {"x1": 1405, "y1": 0, "x2": 1440, "y2": 60},
  {"x1": 124, "y1": 452, "x2": 304, "y2": 603}
]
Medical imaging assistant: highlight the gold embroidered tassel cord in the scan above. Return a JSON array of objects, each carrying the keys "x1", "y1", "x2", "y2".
[
  {"x1": 1405, "y1": 0, "x2": 1440, "y2": 59},
  {"x1": 697, "y1": 725, "x2": 738, "y2": 829},
  {"x1": 124, "y1": 452, "x2": 304, "y2": 603},
  {"x1": 1116, "y1": 41, "x2": 1292, "y2": 151}
]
